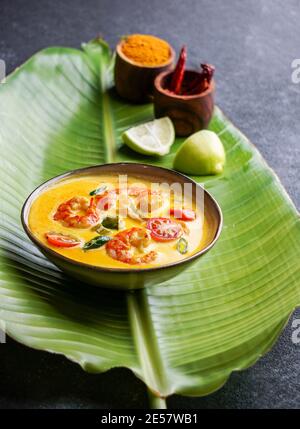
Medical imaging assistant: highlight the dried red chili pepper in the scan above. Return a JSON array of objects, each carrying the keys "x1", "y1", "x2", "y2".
[
  {"x1": 181, "y1": 74, "x2": 200, "y2": 95},
  {"x1": 167, "y1": 47, "x2": 215, "y2": 96},
  {"x1": 200, "y1": 63, "x2": 215, "y2": 87},
  {"x1": 169, "y1": 46, "x2": 187, "y2": 94},
  {"x1": 182, "y1": 63, "x2": 215, "y2": 95}
]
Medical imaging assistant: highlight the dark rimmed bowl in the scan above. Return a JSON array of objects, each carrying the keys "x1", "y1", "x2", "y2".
[
  {"x1": 21, "y1": 163, "x2": 223, "y2": 290},
  {"x1": 154, "y1": 70, "x2": 215, "y2": 136},
  {"x1": 114, "y1": 40, "x2": 175, "y2": 103}
]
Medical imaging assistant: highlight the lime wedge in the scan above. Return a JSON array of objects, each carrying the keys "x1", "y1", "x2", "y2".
[{"x1": 122, "y1": 117, "x2": 175, "y2": 156}]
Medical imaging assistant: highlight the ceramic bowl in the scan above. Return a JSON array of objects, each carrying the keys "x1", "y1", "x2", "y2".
[
  {"x1": 154, "y1": 70, "x2": 215, "y2": 136},
  {"x1": 21, "y1": 163, "x2": 223, "y2": 290}
]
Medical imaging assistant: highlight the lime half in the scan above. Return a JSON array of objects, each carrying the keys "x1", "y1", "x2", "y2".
[{"x1": 122, "y1": 117, "x2": 175, "y2": 156}]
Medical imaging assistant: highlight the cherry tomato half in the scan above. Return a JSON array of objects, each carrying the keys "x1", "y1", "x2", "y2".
[
  {"x1": 169, "y1": 208, "x2": 196, "y2": 221},
  {"x1": 45, "y1": 232, "x2": 81, "y2": 248},
  {"x1": 146, "y1": 218, "x2": 182, "y2": 242}
]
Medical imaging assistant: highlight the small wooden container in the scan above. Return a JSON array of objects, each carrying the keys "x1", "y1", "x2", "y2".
[
  {"x1": 154, "y1": 70, "x2": 215, "y2": 136},
  {"x1": 114, "y1": 41, "x2": 175, "y2": 103}
]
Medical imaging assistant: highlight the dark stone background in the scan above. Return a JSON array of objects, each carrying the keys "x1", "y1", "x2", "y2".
[{"x1": 0, "y1": 0, "x2": 299, "y2": 409}]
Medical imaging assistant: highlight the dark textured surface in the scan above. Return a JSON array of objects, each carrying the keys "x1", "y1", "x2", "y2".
[{"x1": 0, "y1": 0, "x2": 299, "y2": 409}]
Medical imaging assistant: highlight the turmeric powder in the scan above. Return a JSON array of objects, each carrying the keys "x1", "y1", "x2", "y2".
[{"x1": 121, "y1": 34, "x2": 171, "y2": 67}]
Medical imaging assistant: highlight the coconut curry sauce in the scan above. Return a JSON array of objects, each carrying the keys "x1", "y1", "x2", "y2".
[{"x1": 28, "y1": 175, "x2": 216, "y2": 269}]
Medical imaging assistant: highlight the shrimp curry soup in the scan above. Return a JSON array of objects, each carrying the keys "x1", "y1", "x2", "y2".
[{"x1": 28, "y1": 174, "x2": 217, "y2": 269}]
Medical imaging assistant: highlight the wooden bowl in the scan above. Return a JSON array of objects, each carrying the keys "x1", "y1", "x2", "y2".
[
  {"x1": 114, "y1": 41, "x2": 175, "y2": 103},
  {"x1": 154, "y1": 70, "x2": 215, "y2": 136}
]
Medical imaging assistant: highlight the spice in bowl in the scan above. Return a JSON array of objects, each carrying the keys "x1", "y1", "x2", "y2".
[
  {"x1": 154, "y1": 46, "x2": 215, "y2": 136},
  {"x1": 120, "y1": 34, "x2": 172, "y2": 67},
  {"x1": 166, "y1": 46, "x2": 215, "y2": 96},
  {"x1": 114, "y1": 34, "x2": 175, "y2": 103}
]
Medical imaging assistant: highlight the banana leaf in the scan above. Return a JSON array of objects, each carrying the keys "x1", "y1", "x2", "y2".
[{"x1": 0, "y1": 39, "x2": 299, "y2": 407}]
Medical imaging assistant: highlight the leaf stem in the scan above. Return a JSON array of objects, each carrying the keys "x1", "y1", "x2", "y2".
[
  {"x1": 127, "y1": 290, "x2": 169, "y2": 400},
  {"x1": 102, "y1": 92, "x2": 117, "y2": 162},
  {"x1": 147, "y1": 389, "x2": 167, "y2": 409}
]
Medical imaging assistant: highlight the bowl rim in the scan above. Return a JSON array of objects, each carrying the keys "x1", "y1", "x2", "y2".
[
  {"x1": 154, "y1": 69, "x2": 215, "y2": 100},
  {"x1": 21, "y1": 162, "x2": 223, "y2": 274},
  {"x1": 116, "y1": 40, "x2": 176, "y2": 69}
]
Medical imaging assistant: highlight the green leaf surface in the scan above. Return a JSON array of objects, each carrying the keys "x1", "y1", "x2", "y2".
[
  {"x1": 83, "y1": 235, "x2": 111, "y2": 251},
  {"x1": 0, "y1": 39, "x2": 300, "y2": 400}
]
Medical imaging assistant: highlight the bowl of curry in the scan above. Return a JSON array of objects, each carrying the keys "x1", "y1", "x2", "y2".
[{"x1": 21, "y1": 163, "x2": 223, "y2": 289}]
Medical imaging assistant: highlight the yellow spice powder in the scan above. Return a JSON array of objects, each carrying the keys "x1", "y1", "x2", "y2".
[{"x1": 121, "y1": 34, "x2": 171, "y2": 66}]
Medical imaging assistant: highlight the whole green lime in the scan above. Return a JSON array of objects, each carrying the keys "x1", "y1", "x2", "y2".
[{"x1": 173, "y1": 130, "x2": 226, "y2": 175}]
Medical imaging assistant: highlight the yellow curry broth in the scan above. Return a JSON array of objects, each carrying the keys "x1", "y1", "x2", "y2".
[{"x1": 29, "y1": 175, "x2": 215, "y2": 269}]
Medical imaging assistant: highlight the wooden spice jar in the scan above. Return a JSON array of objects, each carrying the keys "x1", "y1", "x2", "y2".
[
  {"x1": 154, "y1": 70, "x2": 215, "y2": 136},
  {"x1": 114, "y1": 36, "x2": 175, "y2": 103}
]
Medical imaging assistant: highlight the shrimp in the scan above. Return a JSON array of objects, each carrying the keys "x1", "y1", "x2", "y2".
[
  {"x1": 53, "y1": 197, "x2": 100, "y2": 228},
  {"x1": 177, "y1": 220, "x2": 190, "y2": 235},
  {"x1": 95, "y1": 189, "x2": 118, "y2": 211},
  {"x1": 127, "y1": 186, "x2": 163, "y2": 217},
  {"x1": 127, "y1": 186, "x2": 148, "y2": 197},
  {"x1": 127, "y1": 199, "x2": 144, "y2": 221},
  {"x1": 137, "y1": 191, "x2": 163, "y2": 215},
  {"x1": 106, "y1": 227, "x2": 157, "y2": 265}
]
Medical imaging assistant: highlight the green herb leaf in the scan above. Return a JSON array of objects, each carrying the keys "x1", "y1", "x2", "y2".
[
  {"x1": 102, "y1": 216, "x2": 119, "y2": 230},
  {"x1": 83, "y1": 235, "x2": 111, "y2": 251},
  {"x1": 93, "y1": 224, "x2": 112, "y2": 235},
  {"x1": 89, "y1": 185, "x2": 107, "y2": 196},
  {"x1": 176, "y1": 237, "x2": 188, "y2": 254}
]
